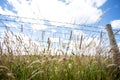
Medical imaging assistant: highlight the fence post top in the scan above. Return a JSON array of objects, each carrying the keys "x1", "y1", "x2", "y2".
[
  {"x1": 105, "y1": 24, "x2": 112, "y2": 30},
  {"x1": 106, "y1": 24, "x2": 111, "y2": 26}
]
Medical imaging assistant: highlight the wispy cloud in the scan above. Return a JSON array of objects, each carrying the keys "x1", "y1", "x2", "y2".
[
  {"x1": 111, "y1": 20, "x2": 120, "y2": 29},
  {"x1": 2, "y1": 0, "x2": 107, "y2": 27},
  {"x1": 0, "y1": 6, "x2": 15, "y2": 15},
  {"x1": 0, "y1": 0, "x2": 108, "y2": 41}
]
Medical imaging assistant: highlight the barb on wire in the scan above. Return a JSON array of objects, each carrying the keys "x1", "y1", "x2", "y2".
[{"x1": 114, "y1": 29, "x2": 120, "y2": 35}]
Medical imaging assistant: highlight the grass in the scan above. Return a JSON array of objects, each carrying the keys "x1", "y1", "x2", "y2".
[
  {"x1": 0, "y1": 54, "x2": 112, "y2": 80},
  {"x1": 0, "y1": 30, "x2": 120, "y2": 80}
]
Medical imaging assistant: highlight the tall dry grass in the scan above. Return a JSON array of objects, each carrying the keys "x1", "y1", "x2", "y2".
[{"x1": 0, "y1": 29, "x2": 119, "y2": 80}]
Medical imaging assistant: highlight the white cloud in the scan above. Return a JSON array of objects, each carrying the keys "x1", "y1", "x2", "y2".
[
  {"x1": 73, "y1": 30, "x2": 84, "y2": 36},
  {"x1": 111, "y1": 20, "x2": 120, "y2": 29},
  {"x1": 5, "y1": 22, "x2": 18, "y2": 28},
  {"x1": 118, "y1": 42, "x2": 120, "y2": 48},
  {"x1": 51, "y1": 29, "x2": 57, "y2": 33},
  {"x1": 6, "y1": 0, "x2": 106, "y2": 27},
  {"x1": 50, "y1": 37, "x2": 60, "y2": 43},
  {"x1": 32, "y1": 23, "x2": 47, "y2": 31},
  {"x1": 85, "y1": 0, "x2": 107, "y2": 7},
  {"x1": 0, "y1": 6, "x2": 15, "y2": 15}
]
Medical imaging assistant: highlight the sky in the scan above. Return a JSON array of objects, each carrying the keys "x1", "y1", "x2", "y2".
[
  {"x1": 0, "y1": 0, "x2": 120, "y2": 28},
  {"x1": 0, "y1": 0, "x2": 120, "y2": 48}
]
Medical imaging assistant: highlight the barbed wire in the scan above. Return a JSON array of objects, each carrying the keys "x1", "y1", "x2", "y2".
[
  {"x1": 0, "y1": 18, "x2": 105, "y2": 34},
  {"x1": 0, "y1": 14, "x2": 119, "y2": 42},
  {"x1": 1, "y1": 14, "x2": 120, "y2": 34},
  {"x1": 0, "y1": 13, "x2": 105, "y2": 29}
]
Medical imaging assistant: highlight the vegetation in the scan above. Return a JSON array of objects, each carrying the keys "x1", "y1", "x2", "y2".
[{"x1": 0, "y1": 30, "x2": 120, "y2": 80}]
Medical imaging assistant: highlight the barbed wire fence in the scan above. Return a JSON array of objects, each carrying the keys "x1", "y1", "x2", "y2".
[{"x1": 0, "y1": 14, "x2": 120, "y2": 55}]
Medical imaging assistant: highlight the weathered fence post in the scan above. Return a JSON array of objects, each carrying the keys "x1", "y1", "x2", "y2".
[
  {"x1": 47, "y1": 38, "x2": 51, "y2": 51},
  {"x1": 106, "y1": 24, "x2": 120, "y2": 66}
]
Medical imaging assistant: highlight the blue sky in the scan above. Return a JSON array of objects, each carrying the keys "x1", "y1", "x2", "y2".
[
  {"x1": 100, "y1": 0, "x2": 120, "y2": 26},
  {"x1": 0, "y1": 0, "x2": 120, "y2": 46}
]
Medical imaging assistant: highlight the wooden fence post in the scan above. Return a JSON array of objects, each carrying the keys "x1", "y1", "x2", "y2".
[
  {"x1": 47, "y1": 38, "x2": 51, "y2": 51},
  {"x1": 106, "y1": 24, "x2": 120, "y2": 66}
]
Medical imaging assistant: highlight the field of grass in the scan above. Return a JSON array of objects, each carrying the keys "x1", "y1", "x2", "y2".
[
  {"x1": 0, "y1": 54, "x2": 113, "y2": 80},
  {"x1": 0, "y1": 30, "x2": 120, "y2": 80}
]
